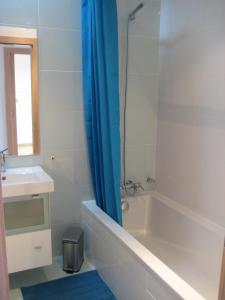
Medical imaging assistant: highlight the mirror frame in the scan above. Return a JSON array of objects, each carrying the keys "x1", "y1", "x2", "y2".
[{"x1": 0, "y1": 35, "x2": 40, "y2": 155}]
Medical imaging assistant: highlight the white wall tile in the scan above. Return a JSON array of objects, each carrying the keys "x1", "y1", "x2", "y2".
[
  {"x1": 0, "y1": 0, "x2": 38, "y2": 26},
  {"x1": 39, "y1": 28, "x2": 82, "y2": 71},
  {"x1": 163, "y1": 0, "x2": 225, "y2": 36},
  {"x1": 39, "y1": 71, "x2": 83, "y2": 112},
  {"x1": 129, "y1": 36, "x2": 159, "y2": 75},
  {"x1": 118, "y1": 0, "x2": 161, "y2": 38},
  {"x1": 127, "y1": 74, "x2": 159, "y2": 111},
  {"x1": 41, "y1": 110, "x2": 85, "y2": 151},
  {"x1": 126, "y1": 108, "x2": 157, "y2": 145},
  {"x1": 156, "y1": 118, "x2": 225, "y2": 227},
  {"x1": 50, "y1": 187, "x2": 83, "y2": 224},
  {"x1": 43, "y1": 149, "x2": 91, "y2": 192},
  {"x1": 38, "y1": 0, "x2": 81, "y2": 30},
  {"x1": 51, "y1": 222, "x2": 80, "y2": 256},
  {"x1": 126, "y1": 145, "x2": 155, "y2": 188}
]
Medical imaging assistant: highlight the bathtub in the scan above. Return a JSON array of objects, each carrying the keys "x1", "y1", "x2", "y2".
[{"x1": 82, "y1": 192, "x2": 224, "y2": 300}]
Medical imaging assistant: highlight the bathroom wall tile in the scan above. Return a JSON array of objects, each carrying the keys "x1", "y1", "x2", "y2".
[
  {"x1": 39, "y1": 71, "x2": 83, "y2": 112},
  {"x1": 52, "y1": 222, "x2": 80, "y2": 256},
  {"x1": 165, "y1": 0, "x2": 225, "y2": 35},
  {"x1": 43, "y1": 149, "x2": 91, "y2": 193},
  {"x1": 5, "y1": 155, "x2": 41, "y2": 168},
  {"x1": 156, "y1": 120, "x2": 225, "y2": 227},
  {"x1": 129, "y1": 36, "x2": 159, "y2": 75},
  {"x1": 39, "y1": 28, "x2": 82, "y2": 71},
  {"x1": 126, "y1": 108, "x2": 157, "y2": 145},
  {"x1": 127, "y1": 74, "x2": 159, "y2": 111},
  {"x1": 161, "y1": 29, "x2": 225, "y2": 84},
  {"x1": 129, "y1": 0, "x2": 160, "y2": 38},
  {"x1": 0, "y1": 0, "x2": 38, "y2": 26},
  {"x1": 41, "y1": 110, "x2": 86, "y2": 151},
  {"x1": 118, "y1": 0, "x2": 161, "y2": 37},
  {"x1": 79, "y1": 184, "x2": 94, "y2": 202},
  {"x1": 160, "y1": 68, "x2": 225, "y2": 110},
  {"x1": 126, "y1": 145, "x2": 155, "y2": 185},
  {"x1": 38, "y1": 0, "x2": 81, "y2": 30},
  {"x1": 50, "y1": 187, "x2": 83, "y2": 225}
]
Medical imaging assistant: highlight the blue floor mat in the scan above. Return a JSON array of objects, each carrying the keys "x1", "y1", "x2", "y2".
[{"x1": 21, "y1": 270, "x2": 117, "y2": 300}]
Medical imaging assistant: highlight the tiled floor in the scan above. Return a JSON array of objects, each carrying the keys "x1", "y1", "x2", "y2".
[{"x1": 10, "y1": 256, "x2": 95, "y2": 300}]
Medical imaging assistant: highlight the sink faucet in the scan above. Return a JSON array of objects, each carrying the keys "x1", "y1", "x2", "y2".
[{"x1": 0, "y1": 148, "x2": 8, "y2": 173}]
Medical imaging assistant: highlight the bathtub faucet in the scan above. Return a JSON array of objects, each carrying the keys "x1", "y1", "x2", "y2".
[{"x1": 121, "y1": 180, "x2": 144, "y2": 196}]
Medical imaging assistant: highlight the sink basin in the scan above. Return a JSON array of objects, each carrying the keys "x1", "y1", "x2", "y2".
[
  {"x1": 2, "y1": 173, "x2": 39, "y2": 184},
  {"x1": 1, "y1": 166, "x2": 54, "y2": 198}
]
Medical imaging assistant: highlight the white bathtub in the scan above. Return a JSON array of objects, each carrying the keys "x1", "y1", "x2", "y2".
[{"x1": 82, "y1": 192, "x2": 224, "y2": 300}]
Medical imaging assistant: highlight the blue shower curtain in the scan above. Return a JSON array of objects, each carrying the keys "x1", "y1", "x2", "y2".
[{"x1": 82, "y1": 0, "x2": 122, "y2": 224}]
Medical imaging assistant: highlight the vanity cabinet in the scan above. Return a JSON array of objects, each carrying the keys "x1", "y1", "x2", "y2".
[{"x1": 4, "y1": 193, "x2": 52, "y2": 273}]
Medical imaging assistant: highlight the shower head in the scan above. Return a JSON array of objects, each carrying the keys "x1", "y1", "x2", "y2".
[{"x1": 128, "y1": 2, "x2": 144, "y2": 21}]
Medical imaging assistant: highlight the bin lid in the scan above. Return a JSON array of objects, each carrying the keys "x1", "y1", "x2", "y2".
[{"x1": 63, "y1": 227, "x2": 83, "y2": 243}]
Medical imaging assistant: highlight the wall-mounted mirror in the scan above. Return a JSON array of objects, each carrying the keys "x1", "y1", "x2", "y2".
[{"x1": 0, "y1": 27, "x2": 39, "y2": 156}]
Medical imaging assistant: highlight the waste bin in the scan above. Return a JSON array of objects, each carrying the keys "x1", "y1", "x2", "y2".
[{"x1": 63, "y1": 226, "x2": 84, "y2": 273}]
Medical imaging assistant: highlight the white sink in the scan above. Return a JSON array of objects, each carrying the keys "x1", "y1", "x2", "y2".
[{"x1": 1, "y1": 166, "x2": 54, "y2": 198}]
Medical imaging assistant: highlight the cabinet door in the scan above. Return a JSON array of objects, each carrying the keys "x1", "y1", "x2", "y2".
[
  {"x1": 6, "y1": 229, "x2": 52, "y2": 273},
  {"x1": 4, "y1": 194, "x2": 50, "y2": 235}
]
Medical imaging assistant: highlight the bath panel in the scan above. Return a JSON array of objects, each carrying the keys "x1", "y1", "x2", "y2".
[{"x1": 82, "y1": 193, "x2": 221, "y2": 300}]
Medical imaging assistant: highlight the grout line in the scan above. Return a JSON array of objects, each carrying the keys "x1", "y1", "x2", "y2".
[
  {"x1": 42, "y1": 147, "x2": 88, "y2": 154},
  {"x1": 119, "y1": 32, "x2": 160, "y2": 40},
  {"x1": 42, "y1": 146, "x2": 88, "y2": 154},
  {"x1": 0, "y1": 22, "x2": 37, "y2": 29},
  {"x1": 41, "y1": 108, "x2": 84, "y2": 113},
  {"x1": 126, "y1": 144, "x2": 155, "y2": 148},
  {"x1": 40, "y1": 69, "x2": 82, "y2": 73},
  {"x1": 38, "y1": 26, "x2": 81, "y2": 32},
  {"x1": 127, "y1": 72, "x2": 159, "y2": 77}
]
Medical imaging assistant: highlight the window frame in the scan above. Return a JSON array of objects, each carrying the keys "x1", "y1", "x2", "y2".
[{"x1": 0, "y1": 36, "x2": 40, "y2": 156}]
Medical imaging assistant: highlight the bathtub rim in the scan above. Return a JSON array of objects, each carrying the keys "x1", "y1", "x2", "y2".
[{"x1": 82, "y1": 199, "x2": 205, "y2": 300}]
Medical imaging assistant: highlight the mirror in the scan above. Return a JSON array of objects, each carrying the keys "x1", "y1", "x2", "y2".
[{"x1": 0, "y1": 29, "x2": 39, "y2": 156}]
